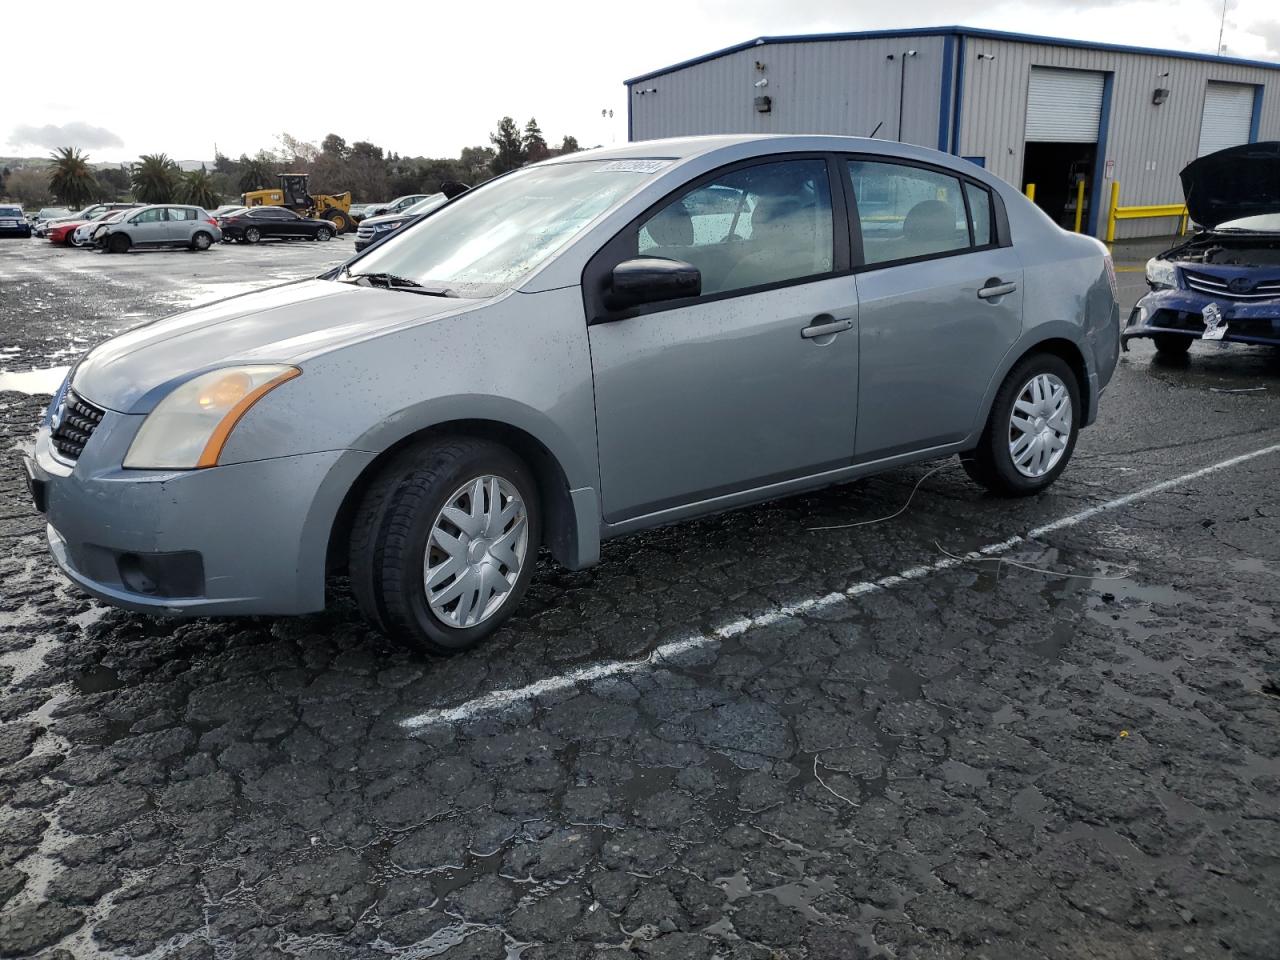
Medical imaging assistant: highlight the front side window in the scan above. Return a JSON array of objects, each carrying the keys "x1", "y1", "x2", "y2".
[
  {"x1": 636, "y1": 159, "x2": 834, "y2": 296},
  {"x1": 349, "y1": 160, "x2": 659, "y2": 297},
  {"x1": 848, "y1": 160, "x2": 971, "y2": 265},
  {"x1": 132, "y1": 208, "x2": 165, "y2": 224}
]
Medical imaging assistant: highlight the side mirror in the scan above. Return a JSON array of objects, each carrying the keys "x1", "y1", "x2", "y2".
[{"x1": 609, "y1": 257, "x2": 701, "y2": 310}]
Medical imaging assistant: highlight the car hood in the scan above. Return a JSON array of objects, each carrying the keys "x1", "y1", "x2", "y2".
[
  {"x1": 73, "y1": 279, "x2": 475, "y2": 413},
  {"x1": 1181, "y1": 141, "x2": 1280, "y2": 229},
  {"x1": 360, "y1": 210, "x2": 409, "y2": 228}
]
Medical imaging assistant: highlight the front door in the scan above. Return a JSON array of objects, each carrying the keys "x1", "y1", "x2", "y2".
[
  {"x1": 588, "y1": 156, "x2": 860, "y2": 525},
  {"x1": 843, "y1": 158, "x2": 1024, "y2": 459}
]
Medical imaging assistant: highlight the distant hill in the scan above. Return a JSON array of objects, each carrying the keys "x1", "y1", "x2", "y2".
[{"x1": 0, "y1": 156, "x2": 213, "y2": 172}]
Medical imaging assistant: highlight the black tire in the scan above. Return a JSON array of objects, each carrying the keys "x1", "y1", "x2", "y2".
[
  {"x1": 963, "y1": 352, "x2": 1081, "y2": 497},
  {"x1": 1152, "y1": 333, "x2": 1192, "y2": 355},
  {"x1": 62, "y1": 231, "x2": 76, "y2": 246},
  {"x1": 244, "y1": 227, "x2": 261, "y2": 244},
  {"x1": 107, "y1": 233, "x2": 130, "y2": 254},
  {"x1": 319, "y1": 208, "x2": 349, "y2": 234},
  {"x1": 190, "y1": 231, "x2": 213, "y2": 251},
  {"x1": 349, "y1": 438, "x2": 542, "y2": 654},
  {"x1": 315, "y1": 226, "x2": 332, "y2": 242}
]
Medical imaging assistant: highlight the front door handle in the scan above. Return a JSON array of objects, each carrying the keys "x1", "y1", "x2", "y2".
[
  {"x1": 977, "y1": 278, "x2": 1018, "y2": 300},
  {"x1": 801, "y1": 316, "x2": 854, "y2": 339}
]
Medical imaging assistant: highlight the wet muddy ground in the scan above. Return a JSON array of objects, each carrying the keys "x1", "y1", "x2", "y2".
[{"x1": 1, "y1": 237, "x2": 1278, "y2": 958}]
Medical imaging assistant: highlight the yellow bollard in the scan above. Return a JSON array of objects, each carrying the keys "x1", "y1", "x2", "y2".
[
  {"x1": 1074, "y1": 179, "x2": 1086, "y2": 233},
  {"x1": 1106, "y1": 181, "x2": 1120, "y2": 244},
  {"x1": 1024, "y1": 183, "x2": 1036, "y2": 201}
]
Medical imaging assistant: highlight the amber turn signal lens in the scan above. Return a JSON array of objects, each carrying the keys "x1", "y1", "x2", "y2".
[{"x1": 197, "y1": 372, "x2": 253, "y2": 409}]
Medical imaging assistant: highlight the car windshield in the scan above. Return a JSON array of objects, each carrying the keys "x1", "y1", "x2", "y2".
[
  {"x1": 1216, "y1": 212, "x2": 1280, "y2": 233},
  {"x1": 345, "y1": 160, "x2": 664, "y2": 296},
  {"x1": 103, "y1": 212, "x2": 127, "y2": 223},
  {"x1": 0, "y1": 207, "x2": 20, "y2": 216},
  {"x1": 402, "y1": 194, "x2": 446, "y2": 216}
]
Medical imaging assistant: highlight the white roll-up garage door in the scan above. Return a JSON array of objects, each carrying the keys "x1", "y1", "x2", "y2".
[
  {"x1": 1025, "y1": 67, "x2": 1106, "y2": 142},
  {"x1": 1198, "y1": 82, "x2": 1255, "y2": 157}
]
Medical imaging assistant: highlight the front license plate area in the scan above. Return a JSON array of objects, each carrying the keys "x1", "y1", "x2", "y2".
[{"x1": 1201, "y1": 302, "x2": 1227, "y2": 340}]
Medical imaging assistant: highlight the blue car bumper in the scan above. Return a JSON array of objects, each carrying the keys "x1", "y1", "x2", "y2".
[{"x1": 1122, "y1": 286, "x2": 1280, "y2": 350}]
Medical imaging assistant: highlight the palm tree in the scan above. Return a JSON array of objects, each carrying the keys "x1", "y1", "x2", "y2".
[
  {"x1": 178, "y1": 167, "x2": 220, "y2": 209},
  {"x1": 238, "y1": 156, "x2": 274, "y2": 193},
  {"x1": 48, "y1": 147, "x2": 97, "y2": 210},
  {"x1": 131, "y1": 153, "x2": 180, "y2": 203}
]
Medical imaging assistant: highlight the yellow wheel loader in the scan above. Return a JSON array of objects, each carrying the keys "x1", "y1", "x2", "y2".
[{"x1": 241, "y1": 173, "x2": 356, "y2": 234}]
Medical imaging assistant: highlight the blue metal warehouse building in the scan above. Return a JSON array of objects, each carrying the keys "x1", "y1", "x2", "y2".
[{"x1": 625, "y1": 26, "x2": 1280, "y2": 239}]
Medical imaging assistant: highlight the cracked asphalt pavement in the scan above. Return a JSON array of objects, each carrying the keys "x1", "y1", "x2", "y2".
[{"x1": 1, "y1": 237, "x2": 1278, "y2": 959}]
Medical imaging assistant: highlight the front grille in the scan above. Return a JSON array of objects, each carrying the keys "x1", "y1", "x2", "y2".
[
  {"x1": 1184, "y1": 270, "x2": 1280, "y2": 301},
  {"x1": 356, "y1": 226, "x2": 375, "y2": 241},
  {"x1": 51, "y1": 389, "x2": 105, "y2": 461}
]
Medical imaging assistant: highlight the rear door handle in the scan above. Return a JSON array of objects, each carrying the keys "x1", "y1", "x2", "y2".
[
  {"x1": 801, "y1": 317, "x2": 854, "y2": 339},
  {"x1": 977, "y1": 278, "x2": 1018, "y2": 300}
]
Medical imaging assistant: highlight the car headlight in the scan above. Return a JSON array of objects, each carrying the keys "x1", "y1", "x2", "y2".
[
  {"x1": 1145, "y1": 258, "x2": 1177, "y2": 289},
  {"x1": 374, "y1": 220, "x2": 402, "y2": 232},
  {"x1": 123, "y1": 365, "x2": 300, "y2": 469}
]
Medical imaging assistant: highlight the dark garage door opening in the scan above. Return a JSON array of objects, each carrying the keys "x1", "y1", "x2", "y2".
[{"x1": 1022, "y1": 141, "x2": 1096, "y2": 229}]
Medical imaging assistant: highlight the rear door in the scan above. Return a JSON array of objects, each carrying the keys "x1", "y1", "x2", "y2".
[
  {"x1": 846, "y1": 157, "x2": 1023, "y2": 459},
  {"x1": 586, "y1": 155, "x2": 860, "y2": 525},
  {"x1": 163, "y1": 206, "x2": 194, "y2": 244}
]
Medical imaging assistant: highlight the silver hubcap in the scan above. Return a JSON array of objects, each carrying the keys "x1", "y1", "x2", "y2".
[
  {"x1": 1009, "y1": 373, "x2": 1072, "y2": 478},
  {"x1": 425, "y1": 475, "x2": 528, "y2": 629}
]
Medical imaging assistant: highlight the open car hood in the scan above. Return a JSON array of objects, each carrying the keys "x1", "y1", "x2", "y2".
[{"x1": 1181, "y1": 141, "x2": 1280, "y2": 229}]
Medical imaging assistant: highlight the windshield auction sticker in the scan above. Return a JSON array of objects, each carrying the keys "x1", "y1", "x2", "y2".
[{"x1": 600, "y1": 159, "x2": 673, "y2": 174}]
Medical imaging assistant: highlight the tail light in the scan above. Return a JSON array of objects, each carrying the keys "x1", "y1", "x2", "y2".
[{"x1": 206, "y1": 217, "x2": 217, "y2": 226}]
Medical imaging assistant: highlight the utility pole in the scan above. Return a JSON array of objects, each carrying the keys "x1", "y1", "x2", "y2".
[
  {"x1": 1217, "y1": 0, "x2": 1227, "y2": 56},
  {"x1": 894, "y1": 50, "x2": 918, "y2": 142}
]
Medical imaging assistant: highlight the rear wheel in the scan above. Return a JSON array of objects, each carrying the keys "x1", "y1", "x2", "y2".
[
  {"x1": 963, "y1": 353, "x2": 1080, "y2": 497},
  {"x1": 244, "y1": 227, "x2": 261, "y2": 244},
  {"x1": 1152, "y1": 333, "x2": 1192, "y2": 356},
  {"x1": 190, "y1": 231, "x2": 213, "y2": 251},
  {"x1": 107, "y1": 233, "x2": 130, "y2": 254},
  {"x1": 348, "y1": 438, "x2": 541, "y2": 653}
]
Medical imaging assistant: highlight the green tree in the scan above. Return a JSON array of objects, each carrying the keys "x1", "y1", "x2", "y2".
[
  {"x1": 6, "y1": 168, "x2": 51, "y2": 207},
  {"x1": 320, "y1": 133, "x2": 349, "y2": 159},
  {"x1": 131, "y1": 153, "x2": 180, "y2": 203},
  {"x1": 489, "y1": 117, "x2": 525, "y2": 175},
  {"x1": 48, "y1": 147, "x2": 97, "y2": 209},
  {"x1": 522, "y1": 117, "x2": 548, "y2": 163},
  {"x1": 559, "y1": 135, "x2": 580, "y2": 155},
  {"x1": 459, "y1": 145, "x2": 495, "y2": 182},
  {"x1": 178, "y1": 166, "x2": 221, "y2": 209},
  {"x1": 96, "y1": 166, "x2": 131, "y2": 200},
  {"x1": 213, "y1": 151, "x2": 239, "y2": 175},
  {"x1": 237, "y1": 153, "x2": 275, "y2": 193}
]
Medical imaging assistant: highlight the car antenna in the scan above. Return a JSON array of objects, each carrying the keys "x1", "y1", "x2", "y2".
[{"x1": 867, "y1": 121, "x2": 884, "y2": 139}]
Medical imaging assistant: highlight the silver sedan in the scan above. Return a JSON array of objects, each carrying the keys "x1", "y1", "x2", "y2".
[{"x1": 27, "y1": 135, "x2": 1119, "y2": 651}]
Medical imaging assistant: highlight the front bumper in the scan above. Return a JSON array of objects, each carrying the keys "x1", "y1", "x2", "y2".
[
  {"x1": 29, "y1": 403, "x2": 371, "y2": 617},
  {"x1": 1122, "y1": 287, "x2": 1280, "y2": 350}
]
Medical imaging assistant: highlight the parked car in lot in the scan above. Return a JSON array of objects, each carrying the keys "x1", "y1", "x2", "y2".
[
  {"x1": 46, "y1": 202, "x2": 140, "y2": 230},
  {"x1": 0, "y1": 204, "x2": 31, "y2": 238},
  {"x1": 1125, "y1": 141, "x2": 1280, "y2": 356},
  {"x1": 361, "y1": 193, "x2": 432, "y2": 219},
  {"x1": 353, "y1": 193, "x2": 447, "y2": 251},
  {"x1": 95, "y1": 204, "x2": 222, "y2": 253},
  {"x1": 349, "y1": 203, "x2": 378, "y2": 223},
  {"x1": 26, "y1": 135, "x2": 1119, "y2": 652},
  {"x1": 32, "y1": 207, "x2": 73, "y2": 236},
  {"x1": 72, "y1": 210, "x2": 127, "y2": 247},
  {"x1": 47, "y1": 218, "x2": 95, "y2": 246},
  {"x1": 218, "y1": 206, "x2": 335, "y2": 243}
]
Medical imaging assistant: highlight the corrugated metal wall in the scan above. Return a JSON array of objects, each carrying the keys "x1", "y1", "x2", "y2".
[
  {"x1": 628, "y1": 32, "x2": 1280, "y2": 239},
  {"x1": 959, "y1": 36, "x2": 1280, "y2": 238},
  {"x1": 629, "y1": 36, "x2": 946, "y2": 149}
]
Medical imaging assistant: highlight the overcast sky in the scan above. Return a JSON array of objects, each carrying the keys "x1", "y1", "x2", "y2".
[{"x1": 7, "y1": 0, "x2": 1278, "y2": 163}]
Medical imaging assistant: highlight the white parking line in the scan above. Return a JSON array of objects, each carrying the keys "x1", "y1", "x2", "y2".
[{"x1": 400, "y1": 440, "x2": 1280, "y2": 731}]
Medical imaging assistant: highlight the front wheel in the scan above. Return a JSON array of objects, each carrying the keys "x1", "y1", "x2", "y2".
[
  {"x1": 349, "y1": 438, "x2": 541, "y2": 653},
  {"x1": 107, "y1": 233, "x2": 130, "y2": 254},
  {"x1": 963, "y1": 353, "x2": 1080, "y2": 497},
  {"x1": 244, "y1": 227, "x2": 261, "y2": 244},
  {"x1": 315, "y1": 226, "x2": 332, "y2": 242}
]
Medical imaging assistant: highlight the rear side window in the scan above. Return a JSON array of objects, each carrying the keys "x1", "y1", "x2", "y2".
[
  {"x1": 847, "y1": 160, "x2": 972, "y2": 265},
  {"x1": 965, "y1": 182, "x2": 993, "y2": 247},
  {"x1": 167, "y1": 207, "x2": 195, "y2": 221},
  {"x1": 637, "y1": 158, "x2": 834, "y2": 296}
]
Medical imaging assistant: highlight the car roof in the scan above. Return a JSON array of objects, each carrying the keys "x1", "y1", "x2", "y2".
[{"x1": 541, "y1": 134, "x2": 952, "y2": 164}]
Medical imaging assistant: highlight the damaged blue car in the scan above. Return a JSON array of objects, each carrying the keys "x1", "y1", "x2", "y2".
[{"x1": 1123, "y1": 141, "x2": 1280, "y2": 356}]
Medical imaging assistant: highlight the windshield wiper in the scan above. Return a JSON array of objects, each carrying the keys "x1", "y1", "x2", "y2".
[{"x1": 343, "y1": 271, "x2": 455, "y2": 296}]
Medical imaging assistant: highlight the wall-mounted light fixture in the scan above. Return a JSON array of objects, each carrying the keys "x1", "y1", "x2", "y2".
[
  {"x1": 976, "y1": 53, "x2": 996, "y2": 61},
  {"x1": 754, "y1": 96, "x2": 772, "y2": 113},
  {"x1": 1152, "y1": 87, "x2": 1170, "y2": 105},
  {"x1": 633, "y1": 87, "x2": 658, "y2": 96}
]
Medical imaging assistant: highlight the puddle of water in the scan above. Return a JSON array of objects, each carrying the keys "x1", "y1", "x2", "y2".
[{"x1": 0, "y1": 365, "x2": 68, "y2": 395}]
